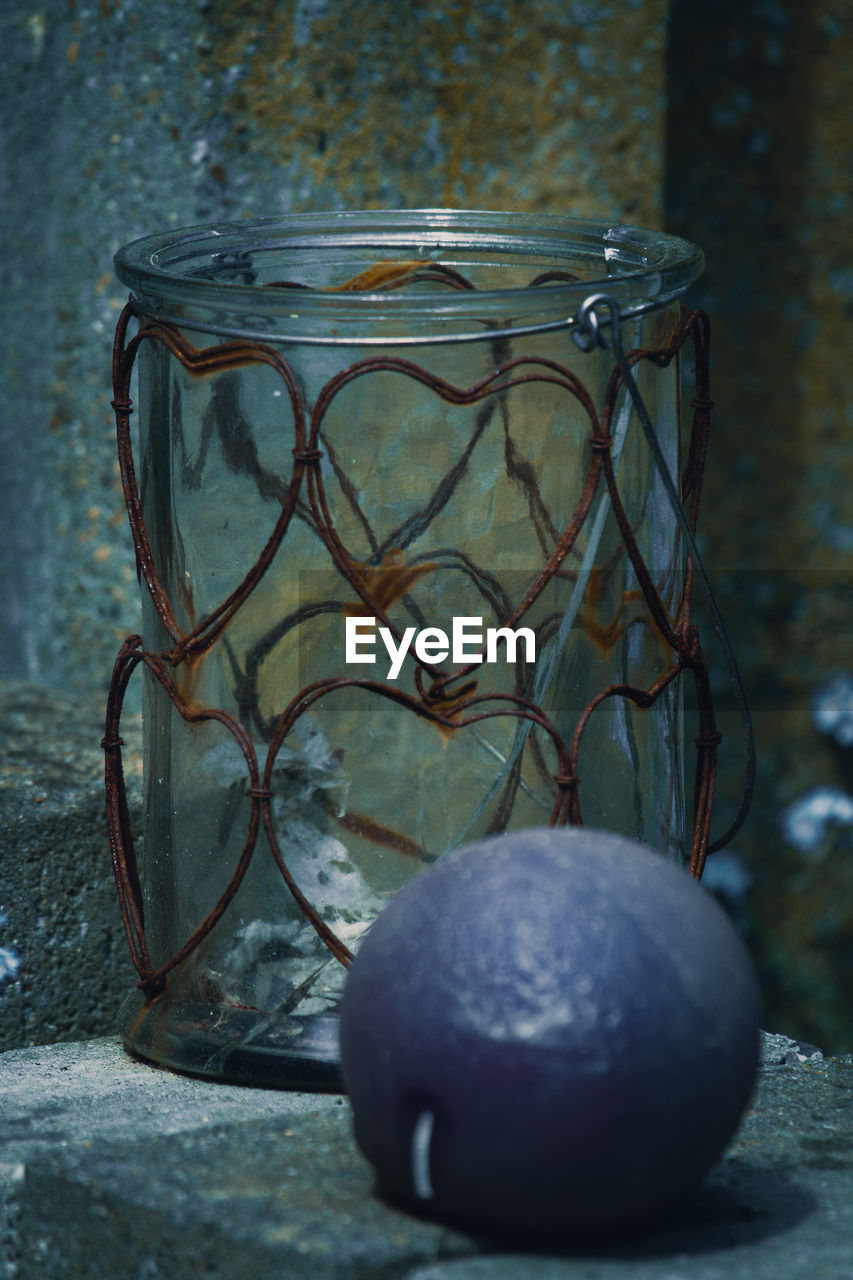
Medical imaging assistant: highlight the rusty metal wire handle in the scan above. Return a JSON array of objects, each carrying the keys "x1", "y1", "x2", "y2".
[
  {"x1": 573, "y1": 292, "x2": 755, "y2": 851},
  {"x1": 124, "y1": 293, "x2": 668, "y2": 349}
]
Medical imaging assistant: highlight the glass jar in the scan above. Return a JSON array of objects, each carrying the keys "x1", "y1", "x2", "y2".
[{"x1": 109, "y1": 211, "x2": 705, "y2": 1087}]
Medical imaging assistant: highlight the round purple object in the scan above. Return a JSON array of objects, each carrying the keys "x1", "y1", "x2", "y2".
[{"x1": 340, "y1": 827, "x2": 761, "y2": 1241}]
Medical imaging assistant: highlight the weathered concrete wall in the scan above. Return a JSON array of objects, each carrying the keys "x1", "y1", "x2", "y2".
[
  {"x1": 666, "y1": 0, "x2": 853, "y2": 1049},
  {"x1": 0, "y1": 0, "x2": 670, "y2": 1050},
  {"x1": 1, "y1": 0, "x2": 851, "y2": 1055},
  {"x1": 200, "y1": 0, "x2": 666, "y2": 220},
  {"x1": 0, "y1": 0, "x2": 668, "y2": 699}
]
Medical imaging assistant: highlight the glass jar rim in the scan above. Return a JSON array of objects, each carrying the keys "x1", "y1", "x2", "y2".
[{"x1": 114, "y1": 209, "x2": 704, "y2": 346}]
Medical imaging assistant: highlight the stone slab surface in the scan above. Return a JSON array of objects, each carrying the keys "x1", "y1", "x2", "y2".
[{"x1": 1, "y1": 1036, "x2": 852, "y2": 1279}]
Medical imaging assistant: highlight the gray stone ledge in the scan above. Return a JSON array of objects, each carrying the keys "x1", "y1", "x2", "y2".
[
  {"x1": 2, "y1": 1036, "x2": 852, "y2": 1279},
  {"x1": 0, "y1": 682, "x2": 142, "y2": 1054}
]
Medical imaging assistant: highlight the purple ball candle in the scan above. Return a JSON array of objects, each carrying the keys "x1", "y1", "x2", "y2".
[{"x1": 340, "y1": 827, "x2": 761, "y2": 1241}]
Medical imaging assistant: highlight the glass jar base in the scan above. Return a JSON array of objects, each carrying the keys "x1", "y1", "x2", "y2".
[{"x1": 117, "y1": 986, "x2": 345, "y2": 1092}]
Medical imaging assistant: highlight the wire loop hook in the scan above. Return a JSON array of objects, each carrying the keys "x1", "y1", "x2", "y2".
[{"x1": 571, "y1": 291, "x2": 615, "y2": 352}]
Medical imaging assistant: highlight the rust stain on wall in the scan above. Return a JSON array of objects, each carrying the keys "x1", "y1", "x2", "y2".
[{"x1": 202, "y1": 0, "x2": 667, "y2": 223}]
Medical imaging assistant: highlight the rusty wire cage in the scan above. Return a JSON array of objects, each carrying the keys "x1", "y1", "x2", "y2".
[{"x1": 103, "y1": 211, "x2": 749, "y2": 1089}]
